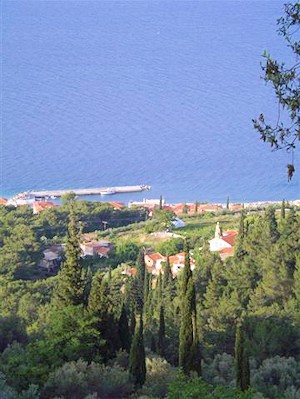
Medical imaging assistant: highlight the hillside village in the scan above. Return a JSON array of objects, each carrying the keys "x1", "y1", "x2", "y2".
[{"x1": 0, "y1": 192, "x2": 300, "y2": 399}]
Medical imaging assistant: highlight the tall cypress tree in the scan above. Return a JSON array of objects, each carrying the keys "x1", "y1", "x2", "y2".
[
  {"x1": 52, "y1": 207, "x2": 87, "y2": 307},
  {"x1": 133, "y1": 250, "x2": 146, "y2": 314},
  {"x1": 157, "y1": 305, "x2": 166, "y2": 357},
  {"x1": 281, "y1": 199, "x2": 286, "y2": 219},
  {"x1": 265, "y1": 207, "x2": 279, "y2": 243},
  {"x1": 118, "y1": 303, "x2": 131, "y2": 353},
  {"x1": 129, "y1": 315, "x2": 146, "y2": 388},
  {"x1": 179, "y1": 244, "x2": 201, "y2": 375},
  {"x1": 163, "y1": 257, "x2": 172, "y2": 289},
  {"x1": 226, "y1": 196, "x2": 230, "y2": 209},
  {"x1": 235, "y1": 321, "x2": 250, "y2": 391},
  {"x1": 88, "y1": 273, "x2": 120, "y2": 362}
]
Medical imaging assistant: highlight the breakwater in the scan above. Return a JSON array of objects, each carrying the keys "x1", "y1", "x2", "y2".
[{"x1": 21, "y1": 185, "x2": 151, "y2": 199}]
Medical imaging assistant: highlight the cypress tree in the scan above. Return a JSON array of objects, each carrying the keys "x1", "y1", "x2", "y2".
[
  {"x1": 52, "y1": 208, "x2": 87, "y2": 307},
  {"x1": 239, "y1": 210, "x2": 246, "y2": 239},
  {"x1": 129, "y1": 315, "x2": 146, "y2": 388},
  {"x1": 157, "y1": 305, "x2": 166, "y2": 357},
  {"x1": 235, "y1": 321, "x2": 250, "y2": 391},
  {"x1": 134, "y1": 250, "x2": 146, "y2": 313},
  {"x1": 118, "y1": 303, "x2": 131, "y2": 353},
  {"x1": 88, "y1": 274, "x2": 120, "y2": 362},
  {"x1": 163, "y1": 257, "x2": 172, "y2": 289},
  {"x1": 130, "y1": 311, "x2": 136, "y2": 338},
  {"x1": 150, "y1": 333, "x2": 156, "y2": 353},
  {"x1": 265, "y1": 207, "x2": 279, "y2": 243},
  {"x1": 159, "y1": 195, "x2": 163, "y2": 210},
  {"x1": 182, "y1": 240, "x2": 192, "y2": 294},
  {"x1": 226, "y1": 196, "x2": 230, "y2": 209},
  {"x1": 179, "y1": 245, "x2": 201, "y2": 375},
  {"x1": 195, "y1": 201, "x2": 199, "y2": 214},
  {"x1": 281, "y1": 199, "x2": 286, "y2": 219}
]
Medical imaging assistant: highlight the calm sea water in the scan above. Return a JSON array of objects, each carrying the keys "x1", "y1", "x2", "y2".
[{"x1": 2, "y1": 0, "x2": 299, "y2": 204}]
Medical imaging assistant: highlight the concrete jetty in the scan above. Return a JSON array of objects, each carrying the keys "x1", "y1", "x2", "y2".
[{"x1": 23, "y1": 185, "x2": 151, "y2": 198}]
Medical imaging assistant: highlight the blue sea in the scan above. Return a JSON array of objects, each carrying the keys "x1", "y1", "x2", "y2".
[{"x1": 2, "y1": 0, "x2": 299, "y2": 204}]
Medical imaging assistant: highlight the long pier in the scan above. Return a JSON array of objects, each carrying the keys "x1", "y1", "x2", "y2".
[{"x1": 24, "y1": 185, "x2": 151, "y2": 198}]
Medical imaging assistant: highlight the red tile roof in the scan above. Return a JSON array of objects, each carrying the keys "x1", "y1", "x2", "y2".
[
  {"x1": 109, "y1": 201, "x2": 125, "y2": 210},
  {"x1": 147, "y1": 253, "x2": 166, "y2": 262},
  {"x1": 95, "y1": 247, "x2": 110, "y2": 257},
  {"x1": 221, "y1": 230, "x2": 238, "y2": 247},
  {"x1": 33, "y1": 201, "x2": 57, "y2": 213},
  {"x1": 0, "y1": 197, "x2": 7, "y2": 205}
]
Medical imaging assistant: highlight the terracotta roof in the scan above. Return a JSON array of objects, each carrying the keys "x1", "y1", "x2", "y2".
[
  {"x1": 121, "y1": 267, "x2": 137, "y2": 277},
  {"x1": 221, "y1": 230, "x2": 238, "y2": 247},
  {"x1": 33, "y1": 201, "x2": 57, "y2": 213},
  {"x1": 109, "y1": 201, "x2": 125, "y2": 210},
  {"x1": 95, "y1": 247, "x2": 110, "y2": 257},
  {"x1": 146, "y1": 253, "x2": 166, "y2": 262},
  {"x1": 169, "y1": 252, "x2": 195, "y2": 266},
  {"x1": 82, "y1": 241, "x2": 111, "y2": 248},
  {"x1": 219, "y1": 247, "x2": 234, "y2": 254},
  {"x1": 0, "y1": 197, "x2": 7, "y2": 205}
]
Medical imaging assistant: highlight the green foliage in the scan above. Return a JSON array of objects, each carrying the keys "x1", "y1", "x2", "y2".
[
  {"x1": 235, "y1": 322, "x2": 250, "y2": 391},
  {"x1": 115, "y1": 241, "x2": 140, "y2": 263},
  {"x1": 119, "y1": 303, "x2": 131, "y2": 353},
  {"x1": 252, "y1": 356, "x2": 300, "y2": 399},
  {"x1": 141, "y1": 355, "x2": 176, "y2": 398},
  {"x1": 88, "y1": 273, "x2": 121, "y2": 362},
  {"x1": 179, "y1": 243, "x2": 200, "y2": 375},
  {"x1": 203, "y1": 353, "x2": 235, "y2": 386},
  {"x1": 0, "y1": 306, "x2": 102, "y2": 390},
  {"x1": 51, "y1": 209, "x2": 87, "y2": 307},
  {"x1": 156, "y1": 239, "x2": 183, "y2": 256},
  {"x1": 129, "y1": 316, "x2": 146, "y2": 388},
  {"x1": 41, "y1": 359, "x2": 133, "y2": 399},
  {"x1": 167, "y1": 372, "x2": 260, "y2": 399},
  {"x1": 253, "y1": 3, "x2": 300, "y2": 178},
  {"x1": 0, "y1": 315, "x2": 27, "y2": 352},
  {"x1": 157, "y1": 306, "x2": 165, "y2": 357}
]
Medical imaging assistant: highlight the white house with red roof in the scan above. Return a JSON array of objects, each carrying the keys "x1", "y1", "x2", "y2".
[
  {"x1": 209, "y1": 222, "x2": 238, "y2": 259},
  {"x1": 169, "y1": 252, "x2": 195, "y2": 275},
  {"x1": 144, "y1": 252, "x2": 167, "y2": 275},
  {"x1": 144, "y1": 251, "x2": 195, "y2": 276},
  {"x1": 80, "y1": 240, "x2": 112, "y2": 258}
]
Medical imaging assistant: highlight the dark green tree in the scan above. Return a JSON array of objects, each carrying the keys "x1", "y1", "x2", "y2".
[
  {"x1": 179, "y1": 243, "x2": 201, "y2": 375},
  {"x1": 281, "y1": 199, "x2": 286, "y2": 219},
  {"x1": 132, "y1": 250, "x2": 146, "y2": 314},
  {"x1": 88, "y1": 272, "x2": 120, "y2": 362},
  {"x1": 264, "y1": 207, "x2": 279, "y2": 243},
  {"x1": 52, "y1": 208, "x2": 87, "y2": 307},
  {"x1": 226, "y1": 196, "x2": 230, "y2": 210},
  {"x1": 157, "y1": 305, "x2": 166, "y2": 357},
  {"x1": 129, "y1": 315, "x2": 146, "y2": 388},
  {"x1": 118, "y1": 303, "x2": 131, "y2": 353},
  {"x1": 159, "y1": 195, "x2": 163, "y2": 210},
  {"x1": 235, "y1": 321, "x2": 250, "y2": 391}
]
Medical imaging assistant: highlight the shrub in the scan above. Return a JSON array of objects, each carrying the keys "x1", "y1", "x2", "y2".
[
  {"x1": 141, "y1": 355, "x2": 176, "y2": 398},
  {"x1": 41, "y1": 359, "x2": 133, "y2": 399},
  {"x1": 252, "y1": 356, "x2": 300, "y2": 399},
  {"x1": 203, "y1": 353, "x2": 235, "y2": 387}
]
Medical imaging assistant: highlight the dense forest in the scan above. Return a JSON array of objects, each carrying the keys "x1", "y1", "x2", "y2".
[{"x1": 0, "y1": 197, "x2": 299, "y2": 399}]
